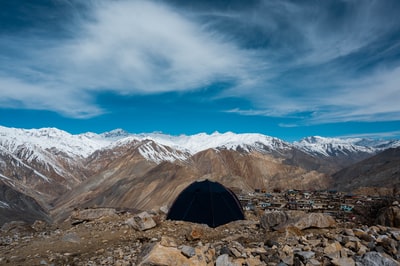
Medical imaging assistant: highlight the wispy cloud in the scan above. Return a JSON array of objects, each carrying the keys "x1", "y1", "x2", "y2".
[
  {"x1": 223, "y1": 0, "x2": 400, "y2": 125},
  {"x1": 337, "y1": 130, "x2": 400, "y2": 140},
  {"x1": 0, "y1": 0, "x2": 258, "y2": 117},
  {"x1": 0, "y1": 0, "x2": 400, "y2": 126}
]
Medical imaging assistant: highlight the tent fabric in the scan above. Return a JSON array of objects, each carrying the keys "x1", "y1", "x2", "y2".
[{"x1": 166, "y1": 179, "x2": 245, "y2": 228}]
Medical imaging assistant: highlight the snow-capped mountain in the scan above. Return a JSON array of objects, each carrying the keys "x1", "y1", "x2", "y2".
[
  {"x1": 0, "y1": 126, "x2": 296, "y2": 164},
  {"x1": 294, "y1": 136, "x2": 375, "y2": 157},
  {"x1": 110, "y1": 138, "x2": 191, "y2": 164},
  {"x1": 294, "y1": 136, "x2": 400, "y2": 157},
  {"x1": 2, "y1": 126, "x2": 399, "y2": 165},
  {"x1": 0, "y1": 126, "x2": 112, "y2": 159},
  {"x1": 1, "y1": 125, "x2": 400, "y2": 225},
  {"x1": 115, "y1": 131, "x2": 292, "y2": 156}
]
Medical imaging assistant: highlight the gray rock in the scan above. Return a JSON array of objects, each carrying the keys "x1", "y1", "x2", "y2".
[
  {"x1": 260, "y1": 211, "x2": 288, "y2": 230},
  {"x1": 126, "y1": 211, "x2": 156, "y2": 231},
  {"x1": 229, "y1": 241, "x2": 246, "y2": 258},
  {"x1": 216, "y1": 254, "x2": 234, "y2": 266},
  {"x1": 277, "y1": 263, "x2": 289, "y2": 266},
  {"x1": 281, "y1": 255, "x2": 294, "y2": 265},
  {"x1": 376, "y1": 206, "x2": 400, "y2": 228},
  {"x1": 270, "y1": 212, "x2": 336, "y2": 231},
  {"x1": 356, "y1": 251, "x2": 400, "y2": 266},
  {"x1": 159, "y1": 205, "x2": 169, "y2": 214},
  {"x1": 180, "y1": 245, "x2": 196, "y2": 258},
  {"x1": 292, "y1": 213, "x2": 336, "y2": 230},
  {"x1": 295, "y1": 251, "x2": 315, "y2": 261}
]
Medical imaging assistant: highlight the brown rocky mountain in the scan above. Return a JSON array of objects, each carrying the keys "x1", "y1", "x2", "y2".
[
  {"x1": 332, "y1": 147, "x2": 400, "y2": 193},
  {"x1": 1, "y1": 126, "x2": 399, "y2": 225},
  {"x1": 51, "y1": 147, "x2": 332, "y2": 222}
]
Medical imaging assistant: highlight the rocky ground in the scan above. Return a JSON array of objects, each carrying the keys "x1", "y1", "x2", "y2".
[{"x1": 1, "y1": 206, "x2": 400, "y2": 266}]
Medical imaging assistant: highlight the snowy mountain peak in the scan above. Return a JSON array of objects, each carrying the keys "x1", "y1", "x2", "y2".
[
  {"x1": 0, "y1": 126, "x2": 112, "y2": 158},
  {"x1": 1, "y1": 126, "x2": 399, "y2": 164},
  {"x1": 298, "y1": 136, "x2": 361, "y2": 145},
  {"x1": 126, "y1": 131, "x2": 290, "y2": 155},
  {"x1": 100, "y1": 129, "x2": 130, "y2": 139},
  {"x1": 294, "y1": 136, "x2": 381, "y2": 157}
]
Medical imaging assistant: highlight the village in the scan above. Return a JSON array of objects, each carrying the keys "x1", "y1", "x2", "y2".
[{"x1": 236, "y1": 188, "x2": 397, "y2": 224}]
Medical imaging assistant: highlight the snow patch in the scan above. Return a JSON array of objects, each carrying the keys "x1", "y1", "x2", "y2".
[
  {"x1": 0, "y1": 201, "x2": 10, "y2": 209},
  {"x1": 294, "y1": 136, "x2": 376, "y2": 157},
  {"x1": 138, "y1": 141, "x2": 189, "y2": 163}
]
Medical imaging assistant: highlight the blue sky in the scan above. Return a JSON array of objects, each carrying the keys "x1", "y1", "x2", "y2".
[{"x1": 1, "y1": 0, "x2": 400, "y2": 141}]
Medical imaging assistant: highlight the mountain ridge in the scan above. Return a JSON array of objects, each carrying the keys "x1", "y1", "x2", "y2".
[
  {"x1": 1, "y1": 125, "x2": 399, "y2": 224},
  {"x1": 2, "y1": 126, "x2": 398, "y2": 163}
]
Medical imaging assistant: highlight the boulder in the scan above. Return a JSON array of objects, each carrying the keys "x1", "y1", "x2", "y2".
[
  {"x1": 139, "y1": 243, "x2": 209, "y2": 266},
  {"x1": 293, "y1": 213, "x2": 336, "y2": 230},
  {"x1": 376, "y1": 206, "x2": 400, "y2": 228},
  {"x1": 355, "y1": 251, "x2": 400, "y2": 266},
  {"x1": 180, "y1": 245, "x2": 196, "y2": 258},
  {"x1": 331, "y1": 257, "x2": 355, "y2": 266},
  {"x1": 159, "y1": 205, "x2": 169, "y2": 214},
  {"x1": 323, "y1": 241, "x2": 343, "y2": 260},
  {"x1": 228, "y1": 241, "x2": 246, "y2": 258},
  {"x1": 353, "y1": 229, "x2": 374, "y2": 242},
  {"x1": 295, "y1": 251, "x2": 315, "y2": 261},
  {"x1": 126, "y1": 211, "x2": 156, "y2": 231},
  {"x1": 343, "y1": 228, "x2": 355, "y2": 237},
  {"x1": 139, "y1": 243, "x2": 191, "y2": 265},
  {"x1": 260, "y1": 211, "x2": 288, "y2": 230},
  {"x1": 390, "y1": 230, "x2": 400, "y2": 241},
  {"x1": 216, "y1": 254, "x2": 234, "y2": 266},
  {"x1": 273, "y1": 212, "x2": 336, "y2": 231}
]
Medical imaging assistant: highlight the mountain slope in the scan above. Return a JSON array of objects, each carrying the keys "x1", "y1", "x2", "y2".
[
  {"x1": 332, "y1": 147, "x2": 400, "y2": 192},
  {"x1": 0, "y1": 180, "x2": 50, "y2": 225},
  {"x1": 1, "y1": 125, "x2": 400, "y2": 224},
  {"x1": 52, "y1": 147, "x2": 332, "y2": 221}
]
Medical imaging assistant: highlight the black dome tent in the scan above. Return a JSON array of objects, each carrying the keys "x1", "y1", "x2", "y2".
[{"x1": 166, "y1": 179, "x2": 245, "y2": 228}]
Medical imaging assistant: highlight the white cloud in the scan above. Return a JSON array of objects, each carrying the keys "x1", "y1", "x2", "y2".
[
  {"x1": 0, "y1": 0, "x2": 399, "y2": 126},
  {"x1": 337, "y1": 130, "x2": 400, "y2": 139},
  {"x1": 0, "y1": 0, "x2": 257, "y2": 117},
  {"x1": 308, "y1": 66, "x2": 400, "y2": 124},
  {"x1": 59, "y1": 0, "x2": 252, "y2": 93},
  {"x1": 228, "y1": 65, "x2": 400, "y2": 125},
  {"x1": 0, "y1": 76, "x2": 103, "y2": 118},
  {"x1": 223, "y1": 0, "x2": 400, "y2": 124}
]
